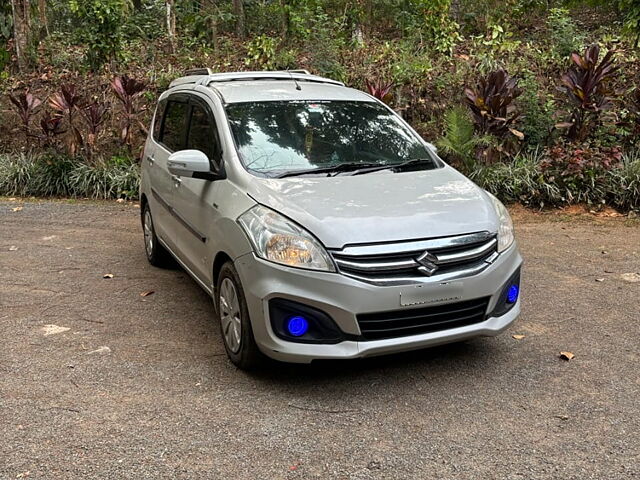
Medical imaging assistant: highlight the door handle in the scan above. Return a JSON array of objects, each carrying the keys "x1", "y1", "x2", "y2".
[
  {"x1": 146, "y1": 155, "x2": 155, "y2": 166},
  {"x1": 171, "y1": 174, "x2": 182, "y2": 186}
]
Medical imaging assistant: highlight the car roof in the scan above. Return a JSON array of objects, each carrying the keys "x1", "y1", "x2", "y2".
[
  {"x1": 211, "y1": 80, "x2": 374, "y2": 104},
  {"x1": 167, "y1": 71, "x2": 375, "y2": 104}
]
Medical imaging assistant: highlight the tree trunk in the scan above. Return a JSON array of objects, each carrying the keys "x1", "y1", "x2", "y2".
[
  {"x1": 202, "y1": 0, "x2": 218, "y2": 50},
  {"x1": 280, "y1": 0, "x2": 288, "y2": 39},
  {"x1": 38, "y1": 0, "x2": 49, "y2": 39},
  {"x1": 10, "y1": 0, "x2": 30, "y2": 71},
  {"x1": 233, "y1": 0, "x2": 245, "y2": 39},
  {"x1": 166, "y1": 0, "x2": 176, "y2": 53}
]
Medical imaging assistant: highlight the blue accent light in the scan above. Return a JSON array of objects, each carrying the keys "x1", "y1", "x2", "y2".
[
  {"x1": 287, "y1": 316, "x2": 309, "y2": 337},
  {"x1": 507, "y1": 285, "x2": 519, "y2": 304}
]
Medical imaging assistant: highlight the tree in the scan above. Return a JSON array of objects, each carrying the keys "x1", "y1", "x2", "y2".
[
  {"x1": 233, "y1": 0, "x2": 245, "y2": 39},
  {"x1": 38, "y1": 0, "x2": 48, "y2": 39},
  {"x1": 166, "y1": 0, "x2": 176, "y2": 52},
  {"x1": 10, "y1": 0, "x2": 30, "y2": 71}
]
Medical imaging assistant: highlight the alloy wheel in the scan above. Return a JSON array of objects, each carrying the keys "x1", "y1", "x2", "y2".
[{"x1": 219, "y1": 277, "x2": 242, "y2": 354}]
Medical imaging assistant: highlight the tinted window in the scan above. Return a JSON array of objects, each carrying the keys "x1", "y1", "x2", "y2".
[
  {"x1": 187, "y1": 102, "x2": 219, "y2": 166},
  {"x1": 225, "y1": 101, "x2": 436, "y2": 176},
  {"x1": 152, "y1": 100, "x2": 167, "y2": 142},
  {"x1": 161, "y1": 101, "x2": 188, "y2": 151}
]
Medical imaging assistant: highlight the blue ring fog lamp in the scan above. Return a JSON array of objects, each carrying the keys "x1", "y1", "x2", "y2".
[
  {"x1": 507, "y1": 285, "x2": 519, "y2": 304},
  {"x1": 286, "y1": 316, "x2": 309, "y2": 337}
]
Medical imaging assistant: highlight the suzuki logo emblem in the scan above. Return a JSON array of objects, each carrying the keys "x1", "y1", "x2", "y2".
[{"x1": 416, "y1": 251, "x2": 439, "y2": 276}]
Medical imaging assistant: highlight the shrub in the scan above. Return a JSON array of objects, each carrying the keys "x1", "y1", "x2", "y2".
[
  {"x1": 540, "y1": 143, "x2": 623, "y2": 205},
  {"x1": 69, "y1": 0, "x2": 126, "y2": 70},
  {"x1": 70, "y1": 155, "x2": 139, "y2": 199},
  {"x1": 0, "y1": 152, "x2": 139, "y2": 200},
  {"x1": 518, "y1": 73, "x2": 554, "y2": 149},
  {"x1": 547, "y1": 8, "x2": 584, "y2": 60},
  {"x1": 556, "y1": 44, "x2": 619, "y2": 142},
  {"x1": 470, "y1": 149, "x2": 562, "y2": 207},
  {"x1": 464, "y1": 69, "x2": 523, "y2": 161},
  {"x1": 607, "y1": 149, "x2": 640, "y2": 211},
  {"x1": 436, "y1": 107, "x2": 493, "y2": 173}
]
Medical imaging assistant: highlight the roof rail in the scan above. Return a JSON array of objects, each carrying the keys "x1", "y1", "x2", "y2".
[
  {"x1": 184, "y1": 67, "x2": 214, "y2": 76},
  {"x1": 169, "y1": 70, "x2": 343, "y2": 89}
]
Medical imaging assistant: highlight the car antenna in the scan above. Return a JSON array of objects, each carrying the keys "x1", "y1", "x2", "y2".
[{"x1": 288, "y1": 70, "x2": 302, "y2": 91}]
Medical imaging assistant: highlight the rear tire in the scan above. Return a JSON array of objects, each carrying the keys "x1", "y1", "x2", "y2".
[
  {"x1": 142, "y1": 203, "x2": 173, "y2": 268},
  {"x1": 216, "y1": 261, "x2": 263, "y2": 370}
]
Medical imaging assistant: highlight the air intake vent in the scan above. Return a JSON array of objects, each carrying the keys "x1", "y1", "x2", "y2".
[{"x1": 357, "y1": 297, "x2": 490, "y2": 340}]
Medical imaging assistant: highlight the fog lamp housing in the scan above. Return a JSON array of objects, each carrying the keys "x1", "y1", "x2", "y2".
[
  {"x1": 490, "y1": 268, "x2": 522, "y2": 317},
  {"x1": 269, "y1": 298, "x2": 345, "y2": 344}
]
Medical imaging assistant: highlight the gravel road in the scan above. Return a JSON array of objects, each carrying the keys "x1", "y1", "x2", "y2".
[{"x1": 1, "y1": 200, "x2": 639, "y2": 479}]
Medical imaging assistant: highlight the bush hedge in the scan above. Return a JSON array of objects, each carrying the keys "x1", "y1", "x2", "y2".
[{"x1": 0, "y1": 153, "x2": 139, "y2": 200}]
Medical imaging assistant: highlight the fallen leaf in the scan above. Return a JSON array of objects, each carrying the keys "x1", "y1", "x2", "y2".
[
  {"x1": 42, "y1": 324, "x2": 70, "y2": 336},
  {"x1": 554, "y1": 415, "x2": 569, "y2": 421},
  {"x1": 116, "y1": 198, "x2": 125, "y2": 203},
  {"x1": 12, "y1": 206, "x2": 23, "y2": 212},
  {"x1": 595, "y1": 278, "x2": 604, "y2": 282},
  {"x1": 9, "y1": 246, "x2": 18, "y2": 251},
  {"x1": 559, "y1": 351, "x2": 575, "y2": 361},
  {"x1": 42, "y1": 235, "x2": 56, "y2": 241},
  {"x1": 621, "y1": 272, "x2": 640, "y2": 283},
  {"x1": 103, "y1": 273, "x2": 114, "y2": 279},
  {"x1": 512, "y1": 334, "x2": 526, "y2": 340},
  {"x1": 140, "y1": 290, "x2": 155, "y2": 297},
  {"x1": 87, "y1": 346, "x2": 111, "y2": 355}
]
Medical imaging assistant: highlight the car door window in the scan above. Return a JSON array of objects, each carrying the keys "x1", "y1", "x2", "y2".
[
  {"x1": 187, "y1": 101, "x2": 221, "y2": 170},
  {"x1": 152, "y1": 99, "x2": 167, "y2": 142},
  {"x1": 160, "y1": 100, "x2": 188, "y2": 152}
]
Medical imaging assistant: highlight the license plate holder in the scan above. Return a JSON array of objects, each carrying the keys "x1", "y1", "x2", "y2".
[{"x1": 399, "y1": 281, "x2": 464, "y2": 307}]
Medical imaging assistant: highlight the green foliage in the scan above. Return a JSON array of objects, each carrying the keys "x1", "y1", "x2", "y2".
[
  {"x1": 470, "y1": 149, "x2": 562, "y2": 207},
  {"x1": 518, "y1": 73, "x2": 554, "y2": 148},
  {"x1": 0, "y1": 152, "x2": 139, "y2": 199},
  {"x1": 70, "y1": 155, "x2": 140, "y2": 199},
  {"x1": 245, "y1": 35, "x2": 279, "y2": 69},
  {"x1": 608, "y1": 149, "x2": 640, "y2": 210},
  {"x1": 436, "y1": 108, "x2": 493, "y2": 173},
  {"x1": 547, "y1": 8, "x2": 584, "y2": 60},
  {"x1": 69, "y1": 0, "x2": 126, "y2": 70}
]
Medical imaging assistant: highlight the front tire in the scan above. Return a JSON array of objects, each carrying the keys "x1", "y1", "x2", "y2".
[
  {"x1": 216, "y1": 262, "x2": 262, "y2": 370},
  {"x1": 142, "y1": 203, "x2": 173, "y2": 267}
]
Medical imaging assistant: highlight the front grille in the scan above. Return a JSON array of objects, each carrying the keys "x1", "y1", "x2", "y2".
[
  {"x1": 330, "y1": 231, "x2": 499, "y2": 286},
  {"x1": 357, "y1": 297, "x2": 490, "y2": 340}
]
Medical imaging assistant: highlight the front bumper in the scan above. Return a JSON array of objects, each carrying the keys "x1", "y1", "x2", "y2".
[{"x1": 234, "y1": 243, "x2": 523, "y2": 363}]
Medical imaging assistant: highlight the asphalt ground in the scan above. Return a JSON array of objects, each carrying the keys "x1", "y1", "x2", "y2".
[{"x1": 1, "y1": 200, "x2": 639, "y2": 479}]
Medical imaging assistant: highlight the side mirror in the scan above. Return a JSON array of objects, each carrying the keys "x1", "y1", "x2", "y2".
[
  {"x1": 425, "y1": 142, "x2": 438, "y2": 154},
  {"x1": 167, "y1": 150, "x2": 211, "y2": 178}
]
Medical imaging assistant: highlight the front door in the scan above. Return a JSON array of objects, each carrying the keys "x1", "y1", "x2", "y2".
[{"x1": 171, "y1": 94, "x2": 225, "y2": 286}]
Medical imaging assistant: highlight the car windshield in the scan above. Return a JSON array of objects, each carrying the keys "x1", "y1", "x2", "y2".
[{"x1": 225, "y1": 100, "x2": 438, "y2": 176}]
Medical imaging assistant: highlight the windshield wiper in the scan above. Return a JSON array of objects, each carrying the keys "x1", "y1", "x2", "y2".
[
  {"x1": 277, "y1": 162, "x2": 382, "y2": 178},
  {"x1": 350, "y1": 158, "x2": 436, "y2": 176}
]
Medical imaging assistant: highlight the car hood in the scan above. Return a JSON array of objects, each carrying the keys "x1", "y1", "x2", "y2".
[{"x1": 246, "y1": 166, "x2": 499, "y2": 248}]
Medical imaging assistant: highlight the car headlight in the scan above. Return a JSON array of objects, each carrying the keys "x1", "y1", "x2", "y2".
[
  {"x1": 488, "y1": 193, "x2": 515, "y2": 252},
  {"x1": 238, "y1": 205, "x2": 335, "y2": 272}
]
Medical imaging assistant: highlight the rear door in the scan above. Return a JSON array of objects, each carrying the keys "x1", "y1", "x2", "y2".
[
  {"x1": 147, "y1": 94, "x2": 190, "y2": 251},
  {"x1": 171, "y1": 93, "x2": 225, "y2": 285}
]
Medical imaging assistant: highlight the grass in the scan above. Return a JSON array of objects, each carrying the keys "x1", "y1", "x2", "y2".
[{"x1": 0, "y1": 152, "x2": 139, "y2": 200}]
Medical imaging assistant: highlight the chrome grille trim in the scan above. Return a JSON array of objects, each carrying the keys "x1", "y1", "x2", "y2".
[
  {"x1": 330, "y1": 232, "x2": 499, "y2": 286},
  {"x1": 435, "y1": 237, "x2": 497, "y2": 264},
  {"x1": 334, "y1": 231, "x2": 495, "y2": 257}
]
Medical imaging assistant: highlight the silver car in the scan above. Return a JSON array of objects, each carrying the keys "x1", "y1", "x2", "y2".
[{"x1": 140, "y1": 70, "x2": 523, "y2": 369}]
